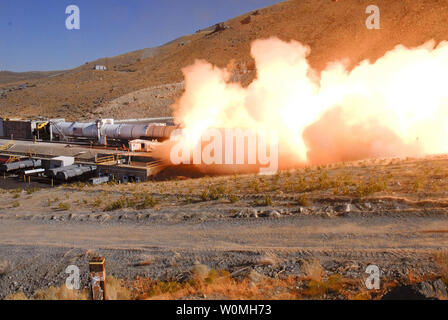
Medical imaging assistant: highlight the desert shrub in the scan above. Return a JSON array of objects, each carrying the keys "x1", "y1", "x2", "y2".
[
  {"x1": 304, "y1": 279, "x2": 329, "y2": 297},
  {"x1": 104, "y1": 197, "x2": 126, "y2": 211},
  {"x1": 58, "y1": 202, "x2": 70, "y2": 211},
  {"x1": 25, "y1": 187, "x2": 39, "y2": 194},
  {"x1": 296, "y1": 194, "x2": 309, "y2": 207},
  {"x1": 193, "y1": 264, "x2": 210, "y2": 279},
  {"x1": 327, "y1": 274, "x2": 344, "y2": 292},
  {"x1": 137, "y1": 194, "x2": 159, "y2": 209},
  {"x1": 4, "y1": 292, "x2": 28, "y2": 300},
  {"x1": 434, "y1": 251, "x2": 448, "y2": 284},
  {"x1": 354, "y1": 180, "x2": 387, "y2": 198},
  {"x1": 10, "y1": 188, "x2": 22, "y2": 194},
  {"x1": 205, "y1": 269, "x2": 219, "y2": 284},
  {"x1": 73, "y1": 181, "x2": 85, "y2": 189},
  {"x1": 253, "y1": 194, "x2": 273, "y2": 207},
  {"x1": 258, "y1": 252, "x2": 279, "y2": 266},
  {"x1": 32, "y1": 285, "x2": 88, "y2": 300},
  {"x1": 146, "y1": 280, "x2": 184, "y2": 298},
  {"x1": 208, "y1": 187, "x2": 221, "y2": 200},
  {"x1": 250, "y1": 179, "x2": 261, "y2": 193},
  {"x1": 91, "y1": 197, "x2": 102, "y2": 207},
  {"x1": 199, "y1": 186, "x2": 224, "y2": 201},
  {"x1": 228, "y1": 194, "x2": 238, "y2": 203},
  {"x1": 106, "y1": 275, "x2": 131, "y2": 300},
  {"x1": 200, "y1": 190, "x2": 209, "y2": 202},
  {"x1": 302, "y1": 260, "x2": 324, "y2": 282},
  {"x1": 0, "y1": 259, "x2": 12, "y2": 275}
]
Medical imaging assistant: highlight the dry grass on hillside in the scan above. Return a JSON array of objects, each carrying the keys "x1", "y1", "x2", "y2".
[
  {"x1": 1, "y1": 0, "x2": 448, "y2": 120},
  {"x1": 4, "y1": 259, "x2": 408, "y2": 300},
  {"x1": 3, "y1": 155, "x2": 448, "y2": 215}
]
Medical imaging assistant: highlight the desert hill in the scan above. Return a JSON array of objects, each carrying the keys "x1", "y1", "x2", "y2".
[
  {"x1": 0, "y1": 71, "x2": 64, "y2": 85},
  {"x1": 1, "y1": 0, "x2": 447, "y2": 120}
]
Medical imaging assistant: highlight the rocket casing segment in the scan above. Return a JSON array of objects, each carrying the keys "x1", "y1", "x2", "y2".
[{"x1": 52, "y1": 121, "x2": 179, "y2": 141}]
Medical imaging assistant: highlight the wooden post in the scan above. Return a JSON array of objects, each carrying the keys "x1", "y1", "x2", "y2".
[
  {"x1": 51, "y1": 178, "x2": 54, "y2": 187},
  {"x1": 89, "y1": 257, "x2": 107, "y2": 300}
]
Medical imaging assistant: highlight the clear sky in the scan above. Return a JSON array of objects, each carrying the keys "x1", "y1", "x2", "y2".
[{"x1": 0, "y1": 0, "x2": 283, "y2": 72}]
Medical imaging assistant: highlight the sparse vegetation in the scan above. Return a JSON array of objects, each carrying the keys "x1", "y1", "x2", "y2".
[
  {"x1": 434, "y1": 251, "x2": 448, "y2": 285},
  {"x1": 5, "y1": 275, "x2": 130, "y2": 300},
  {"x1": 104, "y1": 194, "x2": 159, "y2": 211},
  {"x1": 58, "y1": 202, "x2": 71, "y2": 211},
  {"x1": 25, "y1": 187, "x2": 39, "y2": 195},
  {"x1": 0, "y1": 259, "x2": 12, "y2": 275},
  {"x1": 137, "y1": 194, "x2": 159, "y2": 209},
  {"x1": 228, "y1": 193, "x2": 238, "y2": 203},
  {"x1": 104, "y1": 197, "x2": 127, "y2": 211},
  {"x1": 252, "y1": 194, "x2": 273, "y2": 207},
  {"x1": 91, "y1": 197, "x2": 102, "y2": 208},
  {"x1": 296, "y1": 194, "x2": 309, "y2": 207},
  {"x1": 354, "y1": 179, "x2": 387, "y2": 198}
]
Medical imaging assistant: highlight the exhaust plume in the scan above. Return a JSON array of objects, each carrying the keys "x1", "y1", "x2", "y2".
[{"x1": 160, "y1": 37, "x2": 448, "y2": 171}]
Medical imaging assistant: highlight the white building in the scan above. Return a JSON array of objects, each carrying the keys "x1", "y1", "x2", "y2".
[{"x1": 94, "y1": 65, "x2": 107, "y2": 71}]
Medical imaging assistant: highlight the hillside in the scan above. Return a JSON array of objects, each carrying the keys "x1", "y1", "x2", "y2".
[
  {"x1": 0, "y1": 71, "x2": 65, "y2": 85},
  {"x1": 1, "y1": 0, "x2": 448, "y2": 120}
]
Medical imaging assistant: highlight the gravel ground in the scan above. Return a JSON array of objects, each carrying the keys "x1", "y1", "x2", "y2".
[{"x1": 0, "y1": 207, "x2": 447, "y2": 299}]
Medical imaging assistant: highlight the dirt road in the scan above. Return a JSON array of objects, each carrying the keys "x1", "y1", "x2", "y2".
[
  {"x1": 2, "y1": 156, "x2": 448, "y2": 298},
  {"x1": 1, "y1": 211, "x2": 447, "y2": 298}
]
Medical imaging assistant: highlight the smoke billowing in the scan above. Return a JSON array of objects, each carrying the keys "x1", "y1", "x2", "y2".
[{"x1": 163, "y1": 37, "x2": 448, "y2": 171}]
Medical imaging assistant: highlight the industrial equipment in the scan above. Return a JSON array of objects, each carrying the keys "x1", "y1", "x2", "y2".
[
  {"x1": 0, "y1": 159, "x2": 42, "y2": 173},
  {"x1": 46, "y1": 164, "x2": 97, "y2": 181},
  {"x1": 50, "y1": 120, "x2": 179, "y2": 145}
]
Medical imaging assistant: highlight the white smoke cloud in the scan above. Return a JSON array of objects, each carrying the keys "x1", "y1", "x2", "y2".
[{"x1": 167, "y1": 37, "x2": 448, "y2": 169}]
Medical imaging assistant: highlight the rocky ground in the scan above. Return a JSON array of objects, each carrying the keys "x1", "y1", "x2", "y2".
[{"x1": 1, "y1": 155, "x2": 448, "y2": 299}]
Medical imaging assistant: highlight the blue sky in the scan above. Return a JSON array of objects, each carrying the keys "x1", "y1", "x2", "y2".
[{"x1": 0, "y1": 0, "x2": 283, "y2": 72}]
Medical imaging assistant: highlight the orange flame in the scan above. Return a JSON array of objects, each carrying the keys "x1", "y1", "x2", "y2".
[{"x1": 166, "y1": 37, "x2": 448, "y2": 169}]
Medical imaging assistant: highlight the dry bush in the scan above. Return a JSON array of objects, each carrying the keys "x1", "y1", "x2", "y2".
[
  {"x1": 257, "y1": 252, "x2": 279, "y2": 267},
  {"x1": 302, "y1": 279, "x2": 328, "y2": 297},
  {"x1": 248, "y1": 269, "x2": 264, "y2": 284},
  {"x1": 192, "y1": 263, "x2": 210, "y2": 279},
  {"x1": 26, "y1": 276, "x2": 130, "y2": 300},
  {"x1": 296, "y1": 194, "x2": 309, "y2": 207},
  {"x1": 135, "y1": 254, "x2": 152, "y2": 266},
  {"x1": 137, "y1": 270, "x2": 301, "y2": 300},
  {"x1": 434, "y1": 251, "x2": 448, "y2": 283},
  {"x1": 32, "y1": 285, "x2": 88, "y2": 300},
  {"x1": 106, "y1": 275, "x2": 132, "y2": 300},
  {"x1": 84, "y1": 249, "x2": 99, "y2": 258},
  {"x1": 302, "y1": 260, "x2": 324, "y2": 282},
  {"x1": 349, "y1": 290, "x2": 372, "y2": 300},
  {"x1": 0, "y1": 259, "x2": 12, "y2": 276},
  {"x1": 58, "y1": 202, "x2": 71, "y2": 211},
  {"x1": 4, "y1": 292, "x2": 28, "y2": 300}
]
